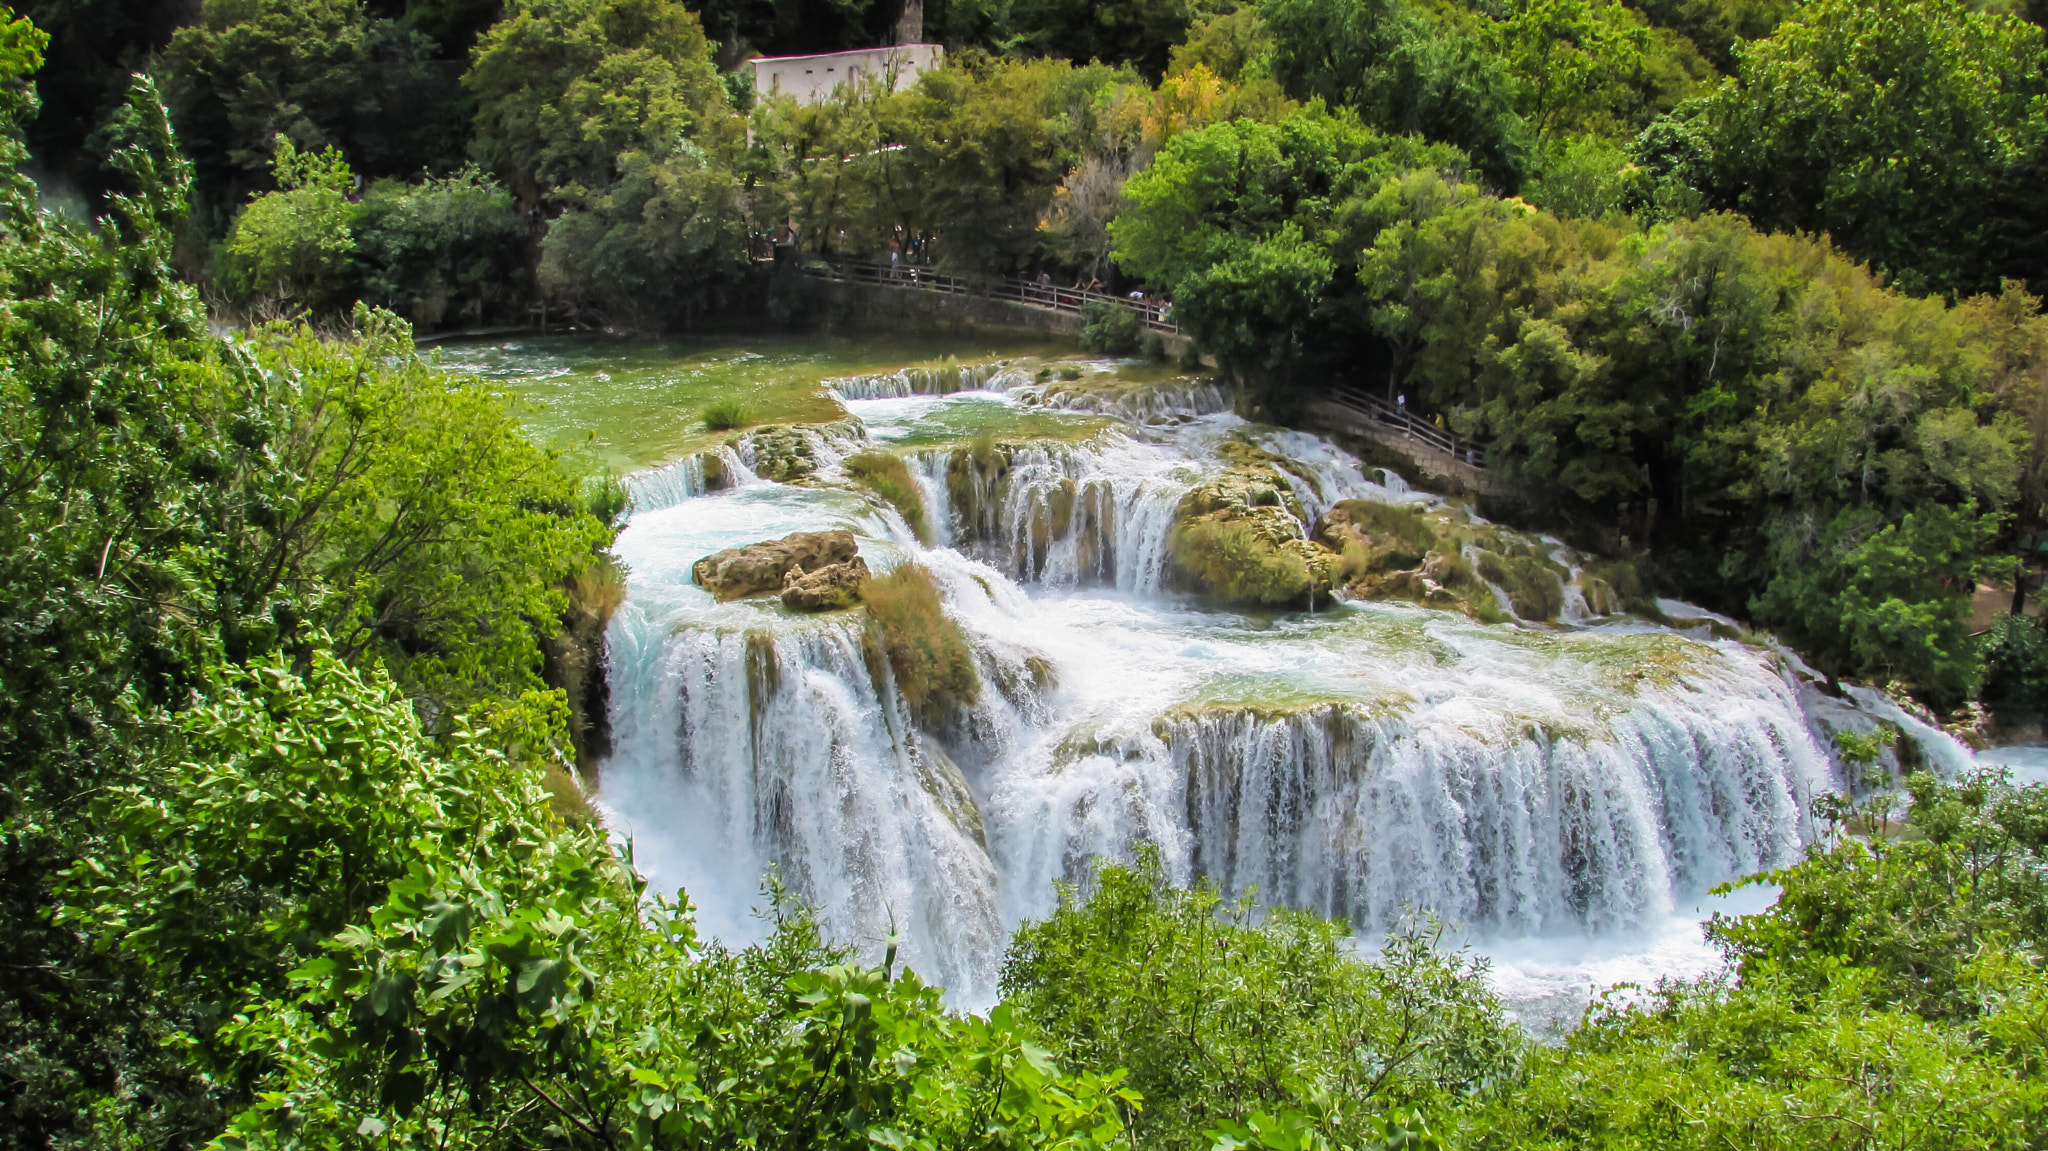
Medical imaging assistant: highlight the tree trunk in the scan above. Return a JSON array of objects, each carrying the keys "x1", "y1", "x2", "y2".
[{"x1": 896, "y1": 0, "x2": 924, "y2": 42}]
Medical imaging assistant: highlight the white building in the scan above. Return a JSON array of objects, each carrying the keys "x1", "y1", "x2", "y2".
[{"x1": 748, "y1": 43, "x2": 943, "y2": 105}]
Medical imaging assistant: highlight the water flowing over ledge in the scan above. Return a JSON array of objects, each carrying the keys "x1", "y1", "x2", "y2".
[{"x1": 595, "y1": 364, "x2": 1954, "y2": 1005}]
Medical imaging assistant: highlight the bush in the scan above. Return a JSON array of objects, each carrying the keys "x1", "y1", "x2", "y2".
[
  {"x1": 1080, "y1": 299, "x2": 1142, "y2": 354},
  {"x1": 1170, "y1": 517, "x2": 1312, "y2": 605},
  {"x1": 1980, "y1": 613, "x2": 2048, "y2": 718},
  {"x1": 702, "y1": 398, "x2": 752, "y2": 430},
  {"x1": 353, "y1": 168, "x2": 529, "y2": 331},
  {"x1": 1002, "y1": 848, "x2": 1521, "y2": 1150},
  {"x1": 845, "y1": 450, "x2": 929, "y2": 542},
  {"x1": 861, "y1": 563, "x2": 980, "y2": 722},
  {"x1": 216, "y1": 137, "x2": 359, "y2": 313}
]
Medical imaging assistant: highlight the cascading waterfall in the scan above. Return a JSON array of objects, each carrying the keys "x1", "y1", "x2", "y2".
[
  {"x1": 1020, "y1": 379, "x2": 1234, "y2": 423},
  {"x1": 626, "y1": 445, "x2": 755, "y2": 510},
  {"x1": 604, "y1": 606, "x2": 1008, "y2": 994},
  {"x1": 592, "y1": 362, "x2": 1953, "y2": 1006},
  {"x1": 902, "y1": 436, "x2": 1193, "y2": 590},
  {"x1": 827, "y1": 361, "x2": 1029, "y2": 400}
]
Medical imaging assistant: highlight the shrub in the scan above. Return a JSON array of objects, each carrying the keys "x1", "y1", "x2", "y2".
[
  {"x1": 1981, "y1": 613, "x2": 2048, "y2": 718},
  {"x1": 1080, "y1": 299, "x2": 1142, "y2": 354},
  {"x1": 217, "y1": 137, "x2": 359, "y2": 313},
  {"x1": 845, "y1": 450, "x2": 929, "y2": 542},
  {"x1": 702, "y1": 398, "x2": 752, "y2": 430},
  {"x1": 1171, "y1": 517, "x2": 1312, "y2": 606},
  {"x1": 353, "y1": 168, "x2": 529, "y2": 330},
  {"x1": 1002, "y1": 848, "x2": 1521, "y2": 1150},
  {"x1": 861, "y1": 563, "x2": 980, "y2": 722}
]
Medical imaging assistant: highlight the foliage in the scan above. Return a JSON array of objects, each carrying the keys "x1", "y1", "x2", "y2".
[
  {"x1": 228, "y1": 313, "x2": 617, "y2": 714},
  {"x1": 465, "y1": 0, "x2": 737, "y2": 196},
  {"x1": 1259, "y1": 0, "x2": 1532, "y2": 188},
  {"x1": 217, "y1": 135, "x2": 360, "y2": 312},
  {"x1": 861, "y1": 561, "x2": 982, "y2": 723},
  {"x1": 1982, "y1": 612, "x2": 2048, "y2": 717},
  {"x1": 536, "y1": 143, "x2": 752, "y2": 327},
  {"x1": 158, "y1": 0, "x2": 467, "y2": 228},
  {"x1": 353, "y1": 167, "x2": 530, "y2": 331},
  {"x1": 1081, "y1": 298, "x2": 1143, "y2": 353},
  {"x1": 57, "y1": 650, "x2": 1137, "y2": 1151},
  {"x1": 1113, "y1": 105, "x2": 1461, "y2": 407},
  {"x1": 1001, "y1": 849, "x2": 1522, "y2": 1151},
  {"x1": 846, "y1": 449, "x2": 930, "y2": 541},
  {"x1": 1654, "y1": 0, "x2": 2048, "y2": 297},
  {"x1": 467, "y1": 0, "x2": 750, "y2": 324},
  {"x1": 1002, "y1": 0, "x2": 1205, "y2": 80}
]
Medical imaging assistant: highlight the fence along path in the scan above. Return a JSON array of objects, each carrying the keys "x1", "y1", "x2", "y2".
[
  {"x1": 1324, "y1": 384, "x2": 1489, "y2": 471},
  {"x1": 801, "y1": 258, "x2": 1179, "y2": 333},
  {"x1": 802, "y1": 258, "x2": 1489, "y2": 472}
]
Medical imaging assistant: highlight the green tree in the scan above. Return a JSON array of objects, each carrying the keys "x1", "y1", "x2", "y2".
[
  {"x1": 465, "y1": 0, "x2": 737, "y2": 199},
  {"x1": 1259, "y1": 0, "x2": 1533, "y2": 188},
  {"x1": 1001, "y1": 849, "x2": 1520, "y2": 1151},
  {"x1": 159, "y1": 0, "x2": 467, "y2": 229},
  {"x1": 217, "y1": 135, "x2": 360, "y2": 312},
  {"x1": 1658, "y1": 0, "x2": 2048, "y2": 296},
  {"x1": 353, "y1": 166, "x2": 531, "y2": 330},
  {"x1": 1112, "y1": 106, "x2": 1464, "y2": 405}
]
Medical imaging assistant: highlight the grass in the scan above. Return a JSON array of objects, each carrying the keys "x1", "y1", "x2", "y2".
[
  {"x1": 702, "y1": 397, "x2": 753, "y2": 430},
  {"x1": 861, "y1": 563, "x2": 981, "y2": 723},
  {"x1": 845, "y1": 450, "x2": 929, "y2": 542}
]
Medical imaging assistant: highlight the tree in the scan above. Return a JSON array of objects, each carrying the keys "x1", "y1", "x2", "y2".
[
  {"x1": 1260, "y1": 0, "x2": 1533, "y2": 189},
  {"x1": 217, "y1": 135, "x2": 360, "y2": 312},
  {"x1": 465, "y1": 0, "x2": 736, "y2": 199},
  {"x1": 158, "y1": 0, "x2": 467, "y2": 230},
  {"x1": 1657, "y1": 0, "x2": 2048, "y2": 297},
  {"x1": 354, "y1": 166, "x2": 530, "y2": 329},
  {"x1": 1001, "y1": 849, "x2": 1519, "y2": 1151}
]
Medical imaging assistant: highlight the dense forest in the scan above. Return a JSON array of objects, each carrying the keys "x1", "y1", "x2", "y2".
[{"x1": 9, "y1": 0, "x2": 2048, "y2": 1148}]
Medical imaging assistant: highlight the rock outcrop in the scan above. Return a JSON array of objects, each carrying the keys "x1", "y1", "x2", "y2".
[
  {"x1": 781, "y1": 556, "x2": 871, "y2": 611},
  {"x1": 693, "y1": 530, "x2": 859, "y2": 600}
]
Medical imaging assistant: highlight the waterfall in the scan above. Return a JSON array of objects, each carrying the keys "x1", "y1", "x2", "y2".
[
  {"x1": 905, "y1": 436, "x2": 1195, "y2": 591},
  {"x1": 625, "y1": 445, "x2": 754, "y2": 511},
  {"x1": 604, "y1": 609, "x2": 1006, "y2": 994},
  {"x1": 827, "y1": 361, "x2": 1027, "y2": 400},
  {"x1": 1021, "y1": 379, "x2": 1234, "y2": 423},
  {"x1": 595, "y1": 368, "x2": 1894, "y2": 1006}
]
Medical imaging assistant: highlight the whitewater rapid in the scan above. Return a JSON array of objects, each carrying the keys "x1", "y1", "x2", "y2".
[{"x1": 594, "y1": 364, "x2": 1935, "y2": 1007}]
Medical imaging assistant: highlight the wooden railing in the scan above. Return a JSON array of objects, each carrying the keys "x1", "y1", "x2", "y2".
[
  {"x1": 1325, "y1": 384, "x2": 1488, "y2": 471},
  {"x1": 800, "y1": 258, "x2": 1179, "y2": 334}
]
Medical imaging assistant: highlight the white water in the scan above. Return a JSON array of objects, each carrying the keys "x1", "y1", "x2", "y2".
[{"x1": 594, "y1": 377, "x2": 1943, "y2": 1009}]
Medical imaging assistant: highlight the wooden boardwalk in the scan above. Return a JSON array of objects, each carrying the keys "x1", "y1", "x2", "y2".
[{"x1": 800, "y1": 259, "x2": 1179, "y2": 334}]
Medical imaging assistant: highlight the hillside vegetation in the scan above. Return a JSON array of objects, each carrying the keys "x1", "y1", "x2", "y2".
[{"x1": 9, "y1": 2, "x2": 2048, "y2": 1149}]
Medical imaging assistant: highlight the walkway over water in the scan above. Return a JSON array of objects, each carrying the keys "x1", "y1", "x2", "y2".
[
  {"x1": 798, "y1": 259, "x2": 1495, "y2": 480},
  {"x1": 800, "y1": 258, "x2": 1179, "y2": 334}
]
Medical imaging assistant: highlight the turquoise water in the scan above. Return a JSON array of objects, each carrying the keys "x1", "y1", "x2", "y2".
[{"x1": 433, "y1": 331, "x2": 1077, "y2": 473}]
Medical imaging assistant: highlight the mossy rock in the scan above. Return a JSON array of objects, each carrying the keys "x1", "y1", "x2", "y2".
[
  {"x1": 1578, "y1": 558, "x2": 1659, "y2": 617},
  {"x1": 1169, "y1": 505, "x2": 1337, "y2": 607},
  {"x1": 1474, "y1": 549, "x2": 1565, "y2": 623},
  {"x1": 741, "y1": 424, "x2": 818, "y2": 483}
]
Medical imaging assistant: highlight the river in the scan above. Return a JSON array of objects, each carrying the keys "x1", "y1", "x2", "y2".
[{"x1": 443, "y1": 331, "x2": 1972, "y2": 1025}]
